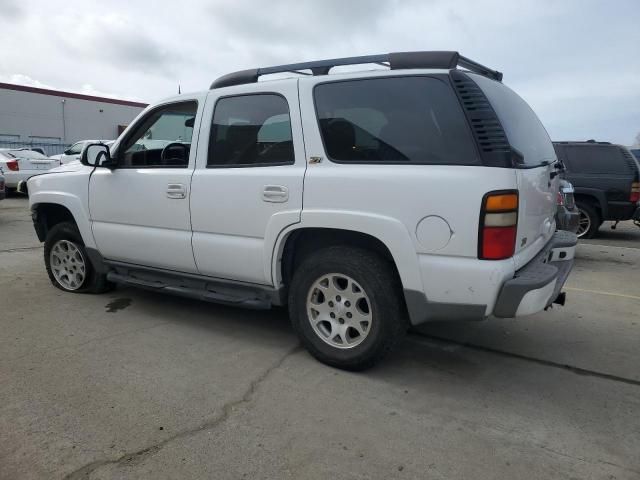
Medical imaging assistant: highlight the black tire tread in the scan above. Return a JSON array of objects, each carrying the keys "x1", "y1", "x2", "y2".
[
  {"x1": 43, "y1": 221, "x2": 114, "y2": 294},
  {"x1": 576, "y1": 201, "x2": 600, "y2": 239},
  {"x1": 288, "y1": 246, "x2": 407, "y2": 371}
]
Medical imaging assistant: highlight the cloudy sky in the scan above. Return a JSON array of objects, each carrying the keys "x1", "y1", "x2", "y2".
[{"x1": 1, "y1": 0, "x2": 639, "y2": 145}]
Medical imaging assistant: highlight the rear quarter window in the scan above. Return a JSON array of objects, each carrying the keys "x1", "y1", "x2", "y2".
[
  {"x1": 314, "y1": 76, "x2": 479, "y2": 165},
  {"x1": 564, "y1": 145, "x2": 634, "y2": 175},
  {"x1": 470, "y1": 74, "x2": 556, "y2": 167}
]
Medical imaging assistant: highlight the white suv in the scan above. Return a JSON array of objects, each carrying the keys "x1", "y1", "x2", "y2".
[{"x1": 28, "y1": 51, "x2": 577, "y2": 370}]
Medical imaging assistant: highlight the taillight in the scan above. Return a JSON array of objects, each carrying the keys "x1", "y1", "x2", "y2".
[
  {"x1": 631, "y1": 182, "x2": 640, "y2": 203},
  {"x1": 6, "y1": 160, "x2": 19, "y2": 171},
  {"x1": 479, "y1": 191, "x2": 518, "y2": 260},
  {"x1": 556, "y1": 191, "x2": 564, "y2": 206}
]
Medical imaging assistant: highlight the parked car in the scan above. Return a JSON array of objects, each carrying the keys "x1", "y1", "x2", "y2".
[
  {"x1": 53, "y1": 140, "x2": 114, "y2": 165},
  {"x1": 0, "y1": 148, "x2": 60, "y2": 193},
  {"x1": 28, "y1": 51, "x2": 577, "y2": 370},
  {"x1": 0, "y1": 168, "x2": 5, "y2": 201},
  {"x1": 553, "y1": 141, "x2": 640, "y2": 238},
  {"x1": 555, "y1": 179, "x2": 579, "y2": 233}
]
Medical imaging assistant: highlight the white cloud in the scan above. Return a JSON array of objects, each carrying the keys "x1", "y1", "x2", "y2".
[{"x1": 0, "y1": 0, "x2": 639, "y2": 144}]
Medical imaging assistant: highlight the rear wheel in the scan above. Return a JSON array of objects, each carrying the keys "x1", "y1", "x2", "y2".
[
  {"x1": 576, "y1": 202, "x2": 600, "y2": 239},
  {"x1": 289, "y1": 246, "x2": 407, "y2": 370},
  {"x1": 44, "y1": 222, "x2": 113, "y2": 293}
]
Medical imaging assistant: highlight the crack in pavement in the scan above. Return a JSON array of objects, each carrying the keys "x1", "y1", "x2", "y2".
[
  {"x1": 0, "y1": 246, "x2": 42, "y2": 253},
  {"x1": 62, "y1": 343, "x2": 302, "y2": 480},
  {"x1": 537, "y1": 444, "x2": 640, "y2": 476},
  {"x1": 410, "y1": 333, "x2": 640, "y2": 387}
]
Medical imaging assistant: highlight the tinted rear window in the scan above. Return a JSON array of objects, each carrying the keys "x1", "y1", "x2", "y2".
[
  {"x1": 314, "y1": 77, "x2": 479, "y2": 165},
  {"x1": 471, "y1": 74, "x2": 556, "y2": 167},
  {"x1": 563, "y1": 145, "x2": 634, "y2": 175}
]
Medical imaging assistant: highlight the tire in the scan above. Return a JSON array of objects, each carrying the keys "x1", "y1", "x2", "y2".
[
  {"x1": 44, "y1": 222, "x2": 113, "y2": 293},
  {"x1": 288, "y1": 246, "x2": 407, "y2": 371},
  {"x1": 576, "y1": 202, "x2": 600, "y2": 239}
]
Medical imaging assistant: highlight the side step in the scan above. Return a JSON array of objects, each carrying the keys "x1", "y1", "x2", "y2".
[{"x1": 106, "y1": 267, "x2": 277, "y2": 310}]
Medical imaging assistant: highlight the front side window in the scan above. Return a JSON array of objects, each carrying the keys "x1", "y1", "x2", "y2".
[
  {"x1": 120, "y1": 101, "x2": 197, "y2": 168},
  {"x1": 314, "y1": 76, "x2": 479, "y2": 165},
  {"x1": 208, "y1": 94, "x2": 294, "y2": 167}
]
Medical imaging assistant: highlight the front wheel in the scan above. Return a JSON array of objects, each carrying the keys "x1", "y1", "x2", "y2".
[
  {"x1": 288, "y1": 246, "x2": 407, "y2": 370},
  {"x1": 44, "y1": 222, "x2": 113, "y2": 293}
]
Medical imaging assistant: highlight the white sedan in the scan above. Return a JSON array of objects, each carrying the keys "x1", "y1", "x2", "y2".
[
  {"x1": 53, "y1": 140, "x2": 114, "y2": 165},
  {"x1": 0, "y1": 149, "x2": 60, "y2": 191}
]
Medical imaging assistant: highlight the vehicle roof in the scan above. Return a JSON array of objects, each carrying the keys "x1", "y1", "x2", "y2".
[
  {"x1": 553, "y1": 140, "x2": 621, "y2": 147},
  {"x1": 154, "y1": 67, "x2": 455, "y2": 106}
]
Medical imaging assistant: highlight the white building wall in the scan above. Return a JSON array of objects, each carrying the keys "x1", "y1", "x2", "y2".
[{"x1": 0, "y1": 86, "x2": 146, "y2": 147}]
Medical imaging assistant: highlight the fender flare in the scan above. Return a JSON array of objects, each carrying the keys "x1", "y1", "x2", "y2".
[
  {"x1": 269, "y1": 210, "x2": 425, "y2": 294},
  {"x1": 573, "y1": 188, "x2": 608, "y2": 219},
  {"x1": 29, "y1": 191, "x2": 96, "y2": 248}
]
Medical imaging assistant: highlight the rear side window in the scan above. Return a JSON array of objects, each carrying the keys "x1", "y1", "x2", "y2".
[
  {"x1": 564, "y1": 145, "x2": 634, "y2": 175},
  {"x1": 471, "y1": 74, "x2": 556, "y2": 167},
  {"x1": 208, "y1": 94, "x2": 294, "y2": 167},
  {"x1": 314, "y1": 77, "x2": 479, "y2": 165}
]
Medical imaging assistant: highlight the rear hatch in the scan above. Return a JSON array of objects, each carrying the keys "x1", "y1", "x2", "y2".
[{"x1": 470, "y1": 74, "x2": 559, "y2": 268}]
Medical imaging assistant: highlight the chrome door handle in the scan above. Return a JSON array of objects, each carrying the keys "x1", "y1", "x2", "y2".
[
  {"x1": 167, "y1": 183, "x2": 186, "y2": 199},
  {"x1": 262, "y1": 185, "x2": 288, "y2": 203}
]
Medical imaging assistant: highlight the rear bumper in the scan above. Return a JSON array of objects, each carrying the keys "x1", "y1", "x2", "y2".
[
  {"x1": 555, "y1": 206, "x2": 580, "y2": 234},
  {"x1": 3, "y1": 171, "x2": 33, "y2": 188},
  {"x1": 493, "y1": 230, "x2": 577, "y2": 318}
]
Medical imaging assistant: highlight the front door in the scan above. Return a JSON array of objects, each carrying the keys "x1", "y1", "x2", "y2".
[
  {"x1": 190, "y1": 81, "x2": 306, "y2": 285},
  {"x1": 89, "y1": 97, "x2": 204, "y2": 273}
]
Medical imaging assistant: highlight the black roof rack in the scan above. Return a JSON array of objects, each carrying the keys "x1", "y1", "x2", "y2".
[{"x1": 210, "y1": 51, "x2": 503, "y2": 89}]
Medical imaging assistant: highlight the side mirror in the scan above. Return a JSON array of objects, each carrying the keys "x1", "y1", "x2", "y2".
[{"x1": 81, "y1": 143, "x2": 114, "y2": 168}]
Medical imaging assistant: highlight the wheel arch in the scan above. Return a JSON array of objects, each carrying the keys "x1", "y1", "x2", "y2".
[
  {"x1": 30, "y1": 191, "x2": 95, "y2": 248},
  {"x1": 271, "y1": 212, "x2": 424, "y2": 299},
  {"x1": 573, "y1": 188, "x2": 607, "y2": 219}
]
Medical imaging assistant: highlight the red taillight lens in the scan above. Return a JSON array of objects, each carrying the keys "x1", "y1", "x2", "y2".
[
  {"x1": 631, "y1": 182, "x2": 640, "y2": 203},
  {"x1": 481, "y1": 226, "x2": 518, "y2": 259},
  {"x1": 479, "y1": 191, "x2": 518, "y2": 260},
  {"x1": 6, "y1": 160, "x2": 19, "y2": 171},
  {"x1": 556, "y1": 192, "x2": 564, "y2": 206}
]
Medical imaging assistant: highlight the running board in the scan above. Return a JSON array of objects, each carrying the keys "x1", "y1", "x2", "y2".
[{"x1": 106, "y1": 267, "x2": 276, "y2": 310}]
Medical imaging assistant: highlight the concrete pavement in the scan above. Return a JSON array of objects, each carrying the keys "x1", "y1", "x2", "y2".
[{"x1": 1, "y1": 197, "x2": 639, "y2": 479}]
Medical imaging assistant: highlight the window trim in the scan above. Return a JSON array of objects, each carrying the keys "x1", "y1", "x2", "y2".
[
  {"x1": 116, "y1": 100, "x2": 199, "y2": 170},
  {"x1": 206, "y1": 92, "x2": 295, "y2": 169},
  {"x1": 312, "y1": 73, "x2": 481, "y2": 166}
]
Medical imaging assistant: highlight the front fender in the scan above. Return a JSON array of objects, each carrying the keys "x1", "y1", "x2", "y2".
[{"x1": 28, "y1": 175, "x2": 95, "y2": 248}]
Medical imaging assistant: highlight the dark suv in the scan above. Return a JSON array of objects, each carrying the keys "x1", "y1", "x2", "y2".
[{"x1": 553, "y1": 141, "x2": 640, "y2": 238}]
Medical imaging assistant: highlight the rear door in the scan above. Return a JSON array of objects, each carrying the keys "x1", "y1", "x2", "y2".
[
  {"x1": 471, "y1": 74, "x2": 559, "y2": 267},
  {"x1": 189, "y1": 80, "x2": 306, "y2": 285}
]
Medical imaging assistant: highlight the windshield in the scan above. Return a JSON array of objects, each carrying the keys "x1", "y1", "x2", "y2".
[{"x1": 470, "y1": 74, "x2": 557, "y2": 167}]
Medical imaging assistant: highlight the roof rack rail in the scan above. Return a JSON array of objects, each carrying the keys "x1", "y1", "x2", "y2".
[{"x1": 210, "y1": 51, "x2": 503, "y2": 89}]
